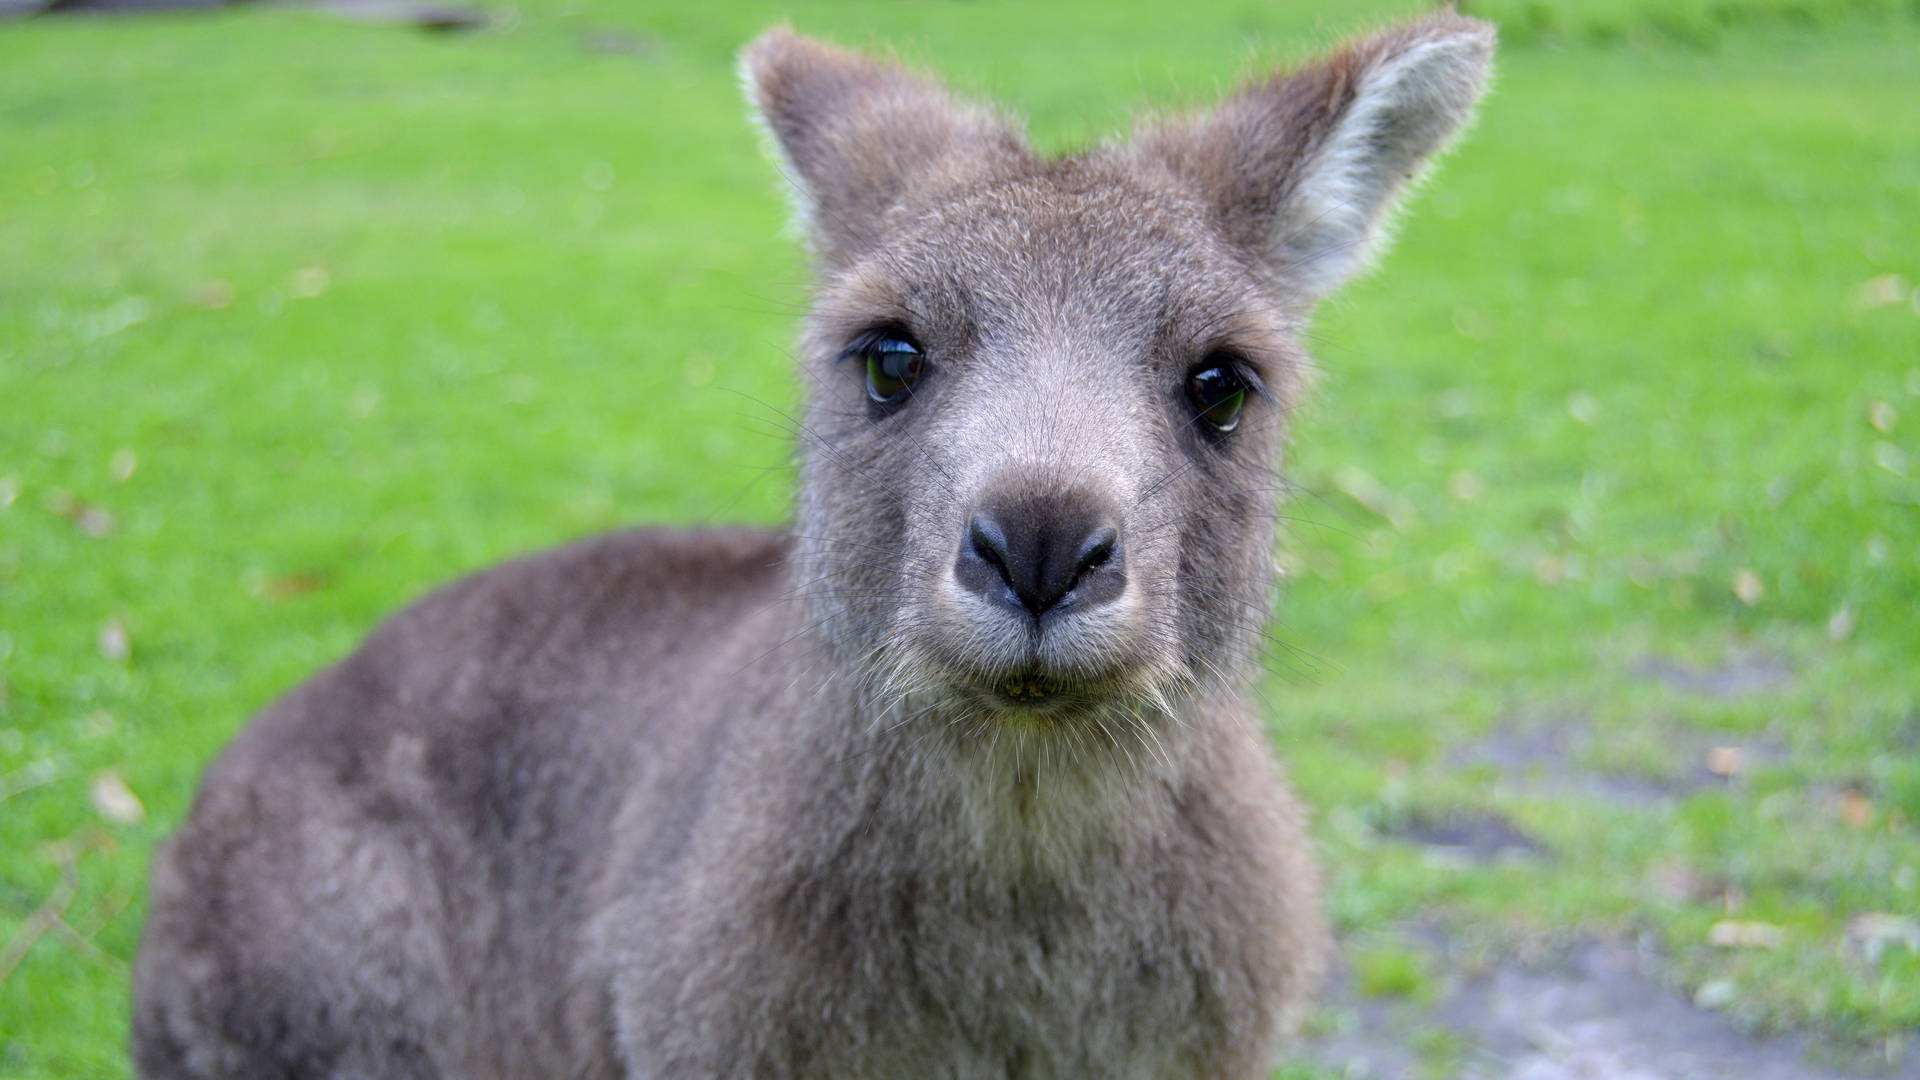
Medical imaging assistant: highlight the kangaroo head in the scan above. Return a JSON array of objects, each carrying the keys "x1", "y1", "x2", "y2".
[{"x1": 743, "y1": 18, "x2": 1492, "y2": 742}]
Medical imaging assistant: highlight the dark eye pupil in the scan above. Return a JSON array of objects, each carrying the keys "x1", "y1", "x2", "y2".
[
  {"x1": 865, "y1": 337, "x2": 924, "y2": 403},
  {"x1": 879, "y1": 347, "x2": 920, "y2": 383},
  {"x1": 1188, "y1": 366, "x2": 1246, "y2": 433}
]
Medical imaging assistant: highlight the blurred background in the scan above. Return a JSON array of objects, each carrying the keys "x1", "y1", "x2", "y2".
[{"x1": 2, "y1": 0, "x2": 1917, "y2": 1076}]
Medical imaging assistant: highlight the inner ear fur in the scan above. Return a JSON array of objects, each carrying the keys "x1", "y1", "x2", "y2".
[
  {"x1": 1133, "y1": 13, "x2": 1496, "y2": 305},
  {"x1": 740, "y1": 29, "x2": 1030, "y2": 267}
]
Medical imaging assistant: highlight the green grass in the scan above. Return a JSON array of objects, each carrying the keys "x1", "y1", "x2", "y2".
[
  {"x1": 3, "y1": 1, "x2": 1918, "y2": 1075},
  {"x1": 1469, "y1": 0, "x2": 1920, "y2": 46}
]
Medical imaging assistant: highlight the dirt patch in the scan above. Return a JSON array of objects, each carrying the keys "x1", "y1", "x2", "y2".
[
  {"x1": 1456, "y1": 716, "x2": 1789, "y2": 808},
  {"x1": 1297, "y1": 937, "x2": 1917, "y2": 1080},
  {"x1": 1388, "y1": 810, "x2": 1545, "y2": 864},
  {"x1": 1443, "y1": 649, "x2": 1800, "y2": 812},
  {"x1": 1456, "y1": 717, "x2": 1682, "y2": 805},
  {"x1": 1632, "y1": 652, "x2": 1794, "y2": 701}
]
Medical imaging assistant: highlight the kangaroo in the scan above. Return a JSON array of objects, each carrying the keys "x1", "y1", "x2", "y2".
[{"x1": 133, "y1": 14, "x2": 1493, "y2": 1079}]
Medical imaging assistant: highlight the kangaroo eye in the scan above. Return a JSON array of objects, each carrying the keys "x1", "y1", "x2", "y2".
[
  {"x1": 862, "y1": 335, "x2": 927, "y2": 404},
  {"x1": 1187, "y1": 365, "x2": 1248, "y2": 433}
]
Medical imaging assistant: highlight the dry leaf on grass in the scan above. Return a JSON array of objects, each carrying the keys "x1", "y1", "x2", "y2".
[
  {"x1": 251, "y1": 569, "x2": 335, "y2": 600},
  {"x1": 1693, "y1": 978, "x2": 1738, "y2": 1009},
  {"x1": 1565, "y1": 390, "x2": 1599, "y2": 425},
  {"x1": 46, "y1": 490, "x2": 115, "y2": 537},
  {"x1": 98, "y1": 616, "x2": 130, "y2": 663},
  {"x1": 291, "y1": 265, "x2": 331, "y2": 299},
  {"x1": 1647, "y1": 859, "x2": 1712, "y2": 903},
  {"x1": 1705, "y1": 746, "x2": 1743, "y2": 777},
  {"x1": 1333, "y1": 465, "x2": 1416, "y2": 530},
  {"x1": 1848, "y1": 914, "x2": 1920, "y2": 962},
  {"x1": 1708, "y1": 921, "x2": 1785, "y2": 948},
  {"x1": 1447, "y1": 470, "x2": 1484, "y2": 501},
  {"x1": 192, "y1": 280, "x2": 235, "y2": 309},
  {"x1": 1852, "y1": 273, "x2": 1910, "y2": 311},
  {"x1": 89, "y1": 769, "x2": 145, "y2": 826},
  {"x1": 1838, "y1": 788, "x2": 1875, "y2": 829}
]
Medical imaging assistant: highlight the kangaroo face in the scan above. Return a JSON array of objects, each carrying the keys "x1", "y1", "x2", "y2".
[
  {"x1": 747, "y1": 19, "x2": 1494, "y2": 744},
  {"x1": 796, "y1": 162, "x2": 1301, "y2": 722}
]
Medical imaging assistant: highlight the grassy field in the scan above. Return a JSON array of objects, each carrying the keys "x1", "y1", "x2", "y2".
[{"x1": 3, "y1": 0, "x2": 1918, "y2": 1075}]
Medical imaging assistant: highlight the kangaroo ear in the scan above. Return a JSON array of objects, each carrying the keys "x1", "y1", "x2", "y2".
[
  {"x1": 1136, "y1": 14, "x2": 1494, "y2": 306},
  {"x1": 741, "y1": 29, "x2": 1028, "y2": 266}
]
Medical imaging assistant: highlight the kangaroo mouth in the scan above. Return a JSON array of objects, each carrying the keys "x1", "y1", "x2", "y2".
[
  {"x1": 972, "y1": 667, "x2": 1114, "y2": 714},
  {"x1": 998, "y1": 671, "x2": 1062, "y2": 704}
]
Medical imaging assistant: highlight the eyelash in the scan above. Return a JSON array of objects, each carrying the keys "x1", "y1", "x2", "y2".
[{"x1": 836, "y1": 326, "x2": 911, "y2": 364}]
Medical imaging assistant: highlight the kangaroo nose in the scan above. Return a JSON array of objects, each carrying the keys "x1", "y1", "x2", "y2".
[{"x1": 956, "y1": 497, "x2": 1125, "y2": 618}]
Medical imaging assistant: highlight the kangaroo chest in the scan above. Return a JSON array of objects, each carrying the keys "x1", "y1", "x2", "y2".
[{"x1": 773, "y1": 864, "x2": 1225, "y2": 1080}]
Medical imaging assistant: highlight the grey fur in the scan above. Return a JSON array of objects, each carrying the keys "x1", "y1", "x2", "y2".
[{"x1": 134, "y1": 15, "x2": 1493, "y2": 1079}]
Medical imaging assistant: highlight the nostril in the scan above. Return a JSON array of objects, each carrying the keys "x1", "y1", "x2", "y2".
[
  {"x1": 1074, "y1": 528, "x2": 1118, "y2": 575},
  {"x1": 969, "y1": 515, "x2": 1010, "y2": 572}
]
